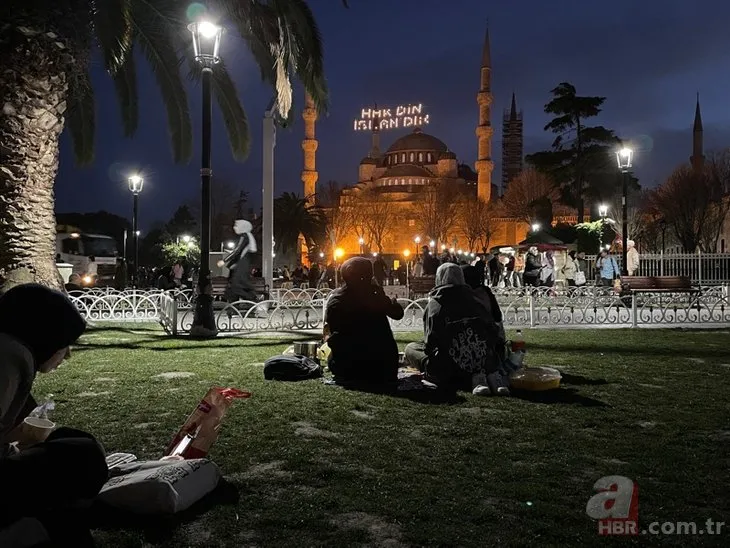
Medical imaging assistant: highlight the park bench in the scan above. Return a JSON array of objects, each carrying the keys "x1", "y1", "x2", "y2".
[
  {"x1": 620, "y1": 276, "x2": 697, "y2": 294},
  {"x1": 211, "y1": 276, "x2": 269, "y2": 302},
  {"x1": 409, "y1": 276, "x2": 435, "y2": 299}
]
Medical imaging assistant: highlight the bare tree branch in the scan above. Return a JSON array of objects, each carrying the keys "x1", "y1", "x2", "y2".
[{"x1": 501, "y1": 168, "x2": 560, "y2": 225}]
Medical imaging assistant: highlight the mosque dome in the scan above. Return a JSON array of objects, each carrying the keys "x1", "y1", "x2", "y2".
[{"x1": 386, "y1": 128, "x2": 448, "y2": 154}]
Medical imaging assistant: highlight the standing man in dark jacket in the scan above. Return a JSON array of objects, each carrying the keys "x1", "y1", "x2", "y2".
[
  {"x1": 421, "y1": 246, "x2": 439, "y2": 276},
  {"x1": 373, "y1": 255, "x2": 387, "y2": 286}
]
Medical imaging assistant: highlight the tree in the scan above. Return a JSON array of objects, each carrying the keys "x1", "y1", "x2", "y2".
[
  {"x1": 501, "y1": 168, "x2": 558, "y2": 226},
  {"x1": 459, "y1": 199, "x2": 495, "y2": 252},
  {"x1": 161, "y1": 241, "x2": 200, "y2": 266},
  {"x1": 526, "y1": 82, "x2": 620, "y2": 223},
  {"x1": 412, "y1": 181, "x2": 460, "y2": 245},
  {"x1": 316, "y1": 181, "x2": 354, "y2": 255},
  {"x1": 357, "y1": 189, "x2": 397, "y2": 253},
  {"x1": 700, "y1": 151, "x2": 730, "y2": 252},
  {"x1": 1, "y1": 1, "x2": 331, "y2": 290},
  {"x1": 165, "y1": 205, "x2": 198, "y2": 241},
  {"x1": 605, "y1": 189, "x2": 651, "y2": 246},
  {"x1": 651, "y1": 162, "x2": 730, "y2": 252},
  {"x1": 273, "y1": 192, "x2": 325, "y2": 255}
]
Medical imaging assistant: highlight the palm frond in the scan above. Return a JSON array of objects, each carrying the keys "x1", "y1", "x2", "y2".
[
  {"x1": 129, "y1": 0, "x2": 192, "y2": 162},
  {"x1": 92, "y1": 0, "x2": 133, "y2": 74},
  {"x1": 112, "y1": 47, "x2": 139, "y2": 136},
  {"x1": 188, "y1": 59, "x2": 249, "y2": 160},
  {"x1": 66, "y1": 66, "x2": 96, "y2": 165}
]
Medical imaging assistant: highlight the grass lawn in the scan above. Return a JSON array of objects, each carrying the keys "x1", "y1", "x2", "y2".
[{"x1": 34, "y1": 325, "x2": 730, "y2": 547}]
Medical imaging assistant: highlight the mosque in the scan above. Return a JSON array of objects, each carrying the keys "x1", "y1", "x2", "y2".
[
  {"x1": 297, "y1": 26, "x2": 712, "y2": 261},
  {"x1": 297, "y1": 27, "x2": 537, "y2": 262}
]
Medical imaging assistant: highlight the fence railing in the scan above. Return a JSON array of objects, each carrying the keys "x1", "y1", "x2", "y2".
[
  {"x1": 69, "y1": 286, "x2": 730, "y2": 334},
  {"x1": 583, "y1": 253, "x2": 730, "y2": 284}
]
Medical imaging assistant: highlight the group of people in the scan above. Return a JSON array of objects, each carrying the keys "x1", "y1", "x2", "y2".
[{"x1": 324, "y1": 257, "x2": 506, "y2": 395}]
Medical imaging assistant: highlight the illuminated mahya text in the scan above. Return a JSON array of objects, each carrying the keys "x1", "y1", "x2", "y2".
[{"x1": 353, "y1": 104, "x2": 430, "y2": 131}]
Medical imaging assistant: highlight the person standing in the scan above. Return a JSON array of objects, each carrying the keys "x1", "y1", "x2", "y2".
[
  {"x1": 373, "y1": 255, "x2": 387, "y2": 286},
  {"x1": 172, "y1": 261, "x2": 184, "y2": 288},
  {"x1": 596, "y1": 250, "x2": 620, "y2": 287},
  {"x1": 523, "y1": 247, "x2": 542, "y2": 287},
  {"x1": 421, "y1": 246, "x2": 439, "y2": 276},
  {"x1": 562, "y1": 251, "x2": 578, "y2": 286},
  {"x1": 626, "y1": 240, "x2": 640, "y2": 276}
]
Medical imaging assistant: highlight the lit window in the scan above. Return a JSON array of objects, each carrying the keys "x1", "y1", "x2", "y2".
[
  {"x1": 409, "y1": 152, "x2": 415, "y2": 162},
  {"x1": 401, "y1": 153, "x2": 406, "y2": 162},
  {"x1": 418, "y1": 152, "x2": 423, "y2": 162},
  {"x1": 408, "y1": 219, "x2": 415, "y2": 227},
  {"x1": 427, "y1": 153, "x2": 432, "y2": 162}
]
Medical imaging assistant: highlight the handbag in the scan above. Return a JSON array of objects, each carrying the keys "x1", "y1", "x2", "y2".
[{"x1": 575, "y1": 271, "x2": 586, "y2": 285}]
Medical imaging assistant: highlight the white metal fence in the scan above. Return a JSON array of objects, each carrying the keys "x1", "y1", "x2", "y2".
[
  {"x1": 583, "y1": 253, "x2": 730, "y2": 284},
  {"x1": 69, "y1": 286, "x2": 730, "y2": 334}
]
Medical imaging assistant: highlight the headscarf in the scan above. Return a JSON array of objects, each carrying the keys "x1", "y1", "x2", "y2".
[
  {"x1": 0, "y1": 284, "x2": 86, "y2": 367},
  {"x1": 435, "y1": 263, "x2": 465, "y2": 287},
  {"x1": 340, "y1": 257, "x2": 373, "y2": 288},
  {"x1": 234, "y1": 219, "x2": 257, "y2": 253},
  {"x1": 627, "y1": 240, "x2": 635, "y2": 248}
]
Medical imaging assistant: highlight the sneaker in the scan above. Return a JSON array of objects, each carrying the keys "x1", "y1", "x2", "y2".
[
  {"x1": 473, "y1": 385, "x2": 491, "y2": 396},
  {"x1": 495, "y1": 386, "x2": 511, "y2": 397}
]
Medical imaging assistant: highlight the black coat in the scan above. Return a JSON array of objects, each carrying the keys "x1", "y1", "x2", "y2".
[
  {"x1": 325, "y1": 281, "x2": 403, "y2": 384},
  {"x1": 224, "y1": 235, "x2": 256, "y2": 301}
]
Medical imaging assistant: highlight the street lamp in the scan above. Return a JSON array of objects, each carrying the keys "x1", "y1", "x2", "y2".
[
  {"x1": 531, "y1": 223, "x2": 541, "y2": 233},
  {"x1": 598, "y1": 204, "x2": 608, "y2": 219},
  {"x1": 615, "y1": 147, "x2": 634, "y2": 276},
  {"x1": 414, "y1": 236, "x2": 421, "y2": 257},
  {"x1": 188, "y1": 20, "x2": 223, "y2": 336},
  {"x1": 358, "y1": 236, "x2": 364, "y2": 255},
  {"x1": 128, "y1": 174, "x2": 144, "y2": 287},
  {"x1": 429, "y1": 240, "x2": 435, "y2": 249}
]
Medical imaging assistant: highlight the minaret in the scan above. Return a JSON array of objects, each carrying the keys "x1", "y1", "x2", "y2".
[
  {"x1": 475, "y1": 26, "x2": 494, "y2": 202},
  {"x1": 370, "y1": 111, "x2": 381, "y2": 158},
  {"x1": 501, "y1": 91, "x2": 523, "y2": 192},
  {"x1": 690, "y1": 93, "x2": 704, "y2": 171},
  {"x1": 301, "y1": 94, "x2": 319, "y2": 205}
]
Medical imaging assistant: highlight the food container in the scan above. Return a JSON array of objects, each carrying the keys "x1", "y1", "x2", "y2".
[
  {"x1": 509, "y1": 366, "x2": 562, "y2": 391},
  {"x1": 294, "y1": 341, "x2": 319, "y2": 358}
]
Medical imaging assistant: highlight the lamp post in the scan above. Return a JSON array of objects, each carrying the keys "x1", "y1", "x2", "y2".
[
  {"x1": 403, "y1": 249, "x2": 411, "y2": 295},
  {"x1": 659, "y1": 218, "x2": 667, "y2": 276},
  {"x1": 128, "y1": 174, "x2": 143, "y2": 287},
  {"x1": 615, "y1": 147, "x2": 633, "y2": 276},
  {"x1": 358, "y1": 237, "x2": 364, "y2": 255},
  {"x1": 188, "y1": 20, "x2": 223, "y2": 336},
  {"x1": 414, "y1": 236, "x2": 421, "y2": 258}
]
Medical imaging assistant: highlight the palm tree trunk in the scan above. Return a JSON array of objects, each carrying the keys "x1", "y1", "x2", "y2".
[{"x1": 0, "y1": 27, "x2": 68, "y2": 291}]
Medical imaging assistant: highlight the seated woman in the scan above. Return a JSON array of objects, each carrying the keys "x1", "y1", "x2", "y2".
[
  {"x1": 461, "y1": 264, "x2": 506, "y2": 344},
  {"x1": 404, "y1": 264, "x2": 502, "y2": 395},
  {"x1": 0, "y1": 284, "x2": 108, "y2": 545},
  {"x1": 325, "y1": 257, "x2": 404, "y2": 386}
]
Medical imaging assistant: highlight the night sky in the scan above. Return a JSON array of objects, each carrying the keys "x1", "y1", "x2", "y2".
[{"x1": 54, "y1": 0, "x2": 730, "y2": 232}]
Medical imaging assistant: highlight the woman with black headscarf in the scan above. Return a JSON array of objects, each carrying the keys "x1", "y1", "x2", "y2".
[
  {"x1": 0, "y1": 284, "x2": 108, "y2": 545},
  {"x1": 325, "y1": 257, "x2": 404, "y2": 386}
]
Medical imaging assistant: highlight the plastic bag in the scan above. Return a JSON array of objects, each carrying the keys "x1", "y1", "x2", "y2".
[{"x1": 165, "y1": 387, "x2": 250, "y2": 459}]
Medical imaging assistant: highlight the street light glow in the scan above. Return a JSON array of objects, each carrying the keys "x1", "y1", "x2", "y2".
[
  {"x1": 198, "y1": 21, "x2": 219, "y2": 39},
  {"x1": 598, "y1": 205, "x2": 608, "y2": 218},
  {"x1": 334, "y1": 248, "x2": 345, "y2": 259},
  {"x1": 414, "y1": 236, "x2": 421, "y2": 244},
  {"x1": 225, "y1": 240, "x2": 235, "y2": 249},
  {"x1": 403, "y1": 249, "x2": 411, "y2": 258},
  {"x1": 429, "y1": 240, "x2": 435, "y2": 248},
  {"x1": 128, "y1": 174, "x2": 144, "y2": 194},
  {"x1": 319, "y1": 252, "x2": 325, "y2": 258},
  {"x1": 615, "y1": 147, "x2": 633, "y2": 171},
  {"x1": 181, "y1": 234, "x2": 192, "y2": 243},
  {"x1": 358, "y1": 237, "x2": 364, "y2": 245},
  {"x1": 531, "y1": 223, "x2": 541, "y2": 232}
]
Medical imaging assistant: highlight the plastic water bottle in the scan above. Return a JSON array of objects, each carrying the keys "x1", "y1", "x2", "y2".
[{"x1": 511, "y1": 330, "x2": 525, "y2": 353}]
